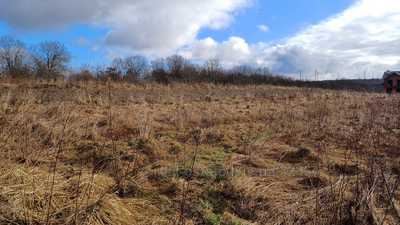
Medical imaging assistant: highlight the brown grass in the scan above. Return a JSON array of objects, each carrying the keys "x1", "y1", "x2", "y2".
[{"x1": 0, "y1": 79, "x2": 399, "y2": 225}]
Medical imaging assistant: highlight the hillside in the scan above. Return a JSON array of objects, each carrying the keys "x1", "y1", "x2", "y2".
[
  {"x1": 0, "y1": 80, "x2": 399, "y2": 225},
  {"x1": 295, "y1": 79, "x2": 383, "y2": 92}
]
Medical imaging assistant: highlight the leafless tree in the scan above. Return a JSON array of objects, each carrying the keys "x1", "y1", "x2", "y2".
[
  {"x1": 149, "y1": 58, "x2": 169, "y2": 83},
  {"x1": 151, "y1": 68, "x2": 169, "y2": 84},
  {"x1": 31, "y1": 41, "x2": 71, "y2": 79},
  {"x1": 151, "y1": 58, "x2": 167, "y2": 71},
  {"x1": 105, "y1": 67, "x2": 123, "y2": 81},
  {"x1": 0, "y1": 36, "x2": 29, "y2": 78},
  {"x1": 255, "y1": 66, "x2": 271, "y2": 76},
  {"x1": 113, "y1": 55, "x2": 148, "y2": 82},
  {"x1": 230, "y1": 64, "x2": 272, "y2": 77},
  {"x1": 126, "y1": 56, "x2": 148, "y2": 78},
  {"x1": 204, "y1": 58, "x2": 221, "y2": 75},
  {"x1": 112, "y1": 58, "x2": 125, "y2": 74},
  {"x1": 182, "y1": 61, "x2": 199, "y2": 82},
  {"x1": 95, "y1": 64, "x2": 122, "y2": 82},
  {"x1": 166, "y1": 55, "x2": 185, "y2": 79}
]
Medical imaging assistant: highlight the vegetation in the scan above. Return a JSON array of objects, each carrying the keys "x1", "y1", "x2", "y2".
[
  {"x1": 0, "y1": 78, "x2": 398, "y2": 225},
  {"x1": 1, "y1": 35, "x2": 383, "y2": 94}
]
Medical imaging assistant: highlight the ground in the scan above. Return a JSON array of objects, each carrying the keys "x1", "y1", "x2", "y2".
[{"x1": 0, "y1": 80, "x2": 399, "y2": 225}]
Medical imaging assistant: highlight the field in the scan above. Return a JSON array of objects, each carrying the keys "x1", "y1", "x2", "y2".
[{"x1": 0, "y1": 80, "x2": 399, "y2": 225}]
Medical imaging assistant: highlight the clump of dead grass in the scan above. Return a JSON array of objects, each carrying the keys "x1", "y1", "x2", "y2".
[{"x1": 0, "y1": 80, "x2": 399, "y2": 225}]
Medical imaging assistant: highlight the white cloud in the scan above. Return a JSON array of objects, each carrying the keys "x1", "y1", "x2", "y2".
[
  {"x1": 0, "y1": 0, "x2": 251, "y2": 56},
  {"x1": 181, "y1": 37, "x2": 218, "y2": 60},
  {"x1": 181, "y1": 36, "x2": 251, "y2": 67},
  {"x1": 182, "y1": 0, "x2": 400, "y2": 79},
  {"x1": 257, "y1": 24, "x2": 269, "y2": 32},
  {"x1": 2, "y1": 0, "x2": 400, "y2": 79},
  {"x1": 258, "y1": 0, "x2": 400, "y2": 79}
]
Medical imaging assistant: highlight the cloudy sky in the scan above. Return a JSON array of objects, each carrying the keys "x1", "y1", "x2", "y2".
[{"x1": 1, "y1": 0, "x2": 399, "y2": 79}]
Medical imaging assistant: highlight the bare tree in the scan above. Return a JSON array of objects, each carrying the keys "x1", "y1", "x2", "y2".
[
  {"x1": 255, "y1": 66, "x2": 271, "y2": 76},
  {"x1": 112, "y1": 55, "x2": 148, "y2": 82},
  {"x1": 105, "y1": 66, "x2": 123, "y2": 81},
  {"x1": 166, "y1": 55, "x2": 185, "y2": 80},
  {"x1": 151, "y1": 68, "x2": 169, "y2": 84},
  {"x1": 116, "y1": 55, "x2": 148, "y2": 82},
  {"x1": 0, "y1": 36, "x2": 29, "y2": 78},
  {"x1": 182, "y1": 61, "x2": 199, "y2": 82},
  {"x1": 231, "y1": 64, "x2": 256, "y2": 75},
  {"x1": 112, "y1": 57, "x2": 125, "y2": 75},
  {"x1": 151, "y1": 58, "x2": 167, "y2": 71},
  {"x1": 31, "y1": 41, "x2": 71, "y2": 79},
  {"x1": 149, "y1": 58, "x2": 169, "y2": 83},
  {"x1": 204, "y1": 58, "x2": 221, "y2": 75}
]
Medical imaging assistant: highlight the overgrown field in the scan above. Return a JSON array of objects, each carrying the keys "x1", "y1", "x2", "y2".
[{"x1": 0, "y1": 80, "x2": 399, "y2": 225}]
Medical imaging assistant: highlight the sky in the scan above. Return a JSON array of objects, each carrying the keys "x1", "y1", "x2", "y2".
[{"x1": 0, "y1": 0, "x2": 399, "y2": 79}]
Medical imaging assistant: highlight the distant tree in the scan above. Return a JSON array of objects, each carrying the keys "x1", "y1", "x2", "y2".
[
  {"x1": 112, "y1": 57, "x2": 125, "y2": 74},
  {"x1": 113, "y1": 55, "x2": 148, "y2": 82},
  {"x1": 204, "y1": 58, "x2": 221, "y2": 75},
  {"x1": 166, "y1": 55, "x2": 185, "y2": 80},
  {"x1": 31, "y1": 41, "x2": 71, "y2": 79},
  {"x1": 69, "y1": 68, "x2": 95, "y2": 82},
  {"x1": 151, "y1": 58, "x2": 167, "y2": 71},
  {"x1": 0, "y1": 36, "x2": 30, "y2": 78},
  {"x1": 104, "y1": 67, "x2": 123, "y2": 81},
  {"x1": 255, "y1": 66, "x2": 271, "y2": 76},
  {"x1": 126, "y1": 56, "x2": 148, "y2": 79},
  {"x1": 203, "y1": 58, "x2": 223, "y2": 83},
  {"x1": 231, "y1": 64, "x2": 256, "y2": 76},
  {"x1": 148, "y1": 58, "x2": 168, "y2": 83},
  {"x1": 151, "y1": 69, "x2": 169, "y2": 84},
  {"x1": 182, "y1": 61, "x2": 199, "y2": 83}
]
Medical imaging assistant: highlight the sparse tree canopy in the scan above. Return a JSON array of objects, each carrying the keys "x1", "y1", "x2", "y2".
[
  {"x1": 125, "y1": 55, "x2": 148, "y2": 77},
  {"x1": 166, "y1": 55, "x2": 185, "y2": 79},
  {"x1": 151, "y1": 68, "x2": 170, "y2": 84},
  {"x1": 231, "y1": 64, "x2": 257, "y2": 75},
  {"x1": 204, "y1": 58, "x2": 221, "y2": 75},
  {"x1": 0, "y1": 36, "x2": 284, "y2": 85},
  {"x1": 0, "y1": 36, "x2": 29, "y2": 78},
  {"x1": 31, "y1": 41, "x2": 71, "y2": 79},
  {"x1": 151, "y1": 58, "x2": 167, "y2": 71},
  {"x1": 113, "y1": 55, "x2": 149, "y2": 82}
]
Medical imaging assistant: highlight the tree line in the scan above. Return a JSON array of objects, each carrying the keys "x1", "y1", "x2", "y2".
[
  {"x1": 0, "y1": 36, "x2": 70, "y2": 79},
  {"x1": 0, "y1": 35, "x2": 295, "y2": 85}
]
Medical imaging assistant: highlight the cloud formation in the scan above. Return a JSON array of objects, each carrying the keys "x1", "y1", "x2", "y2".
[
  {"x1": 1, "y1": 0, "x2": 400, "y2": 79},
  {"x1": 183, "y1": 0, "x2": 400, "y2": 79},
  {"x1": 180, "y1": 37, "x2": 251, "y2": 67},
  {"x1": 274, "y1": 0, "x2": 400, "y2": 78},
  {"x1": 0, "y1": 0, "x2": 251, "y2": 55}
]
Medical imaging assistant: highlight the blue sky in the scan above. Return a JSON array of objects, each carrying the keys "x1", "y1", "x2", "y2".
[
  {"x1": 0, "y1": 1, "x2": 353, "y2": 67},
  {"x1": 0, "y1": 23, "x2": 109, "y2": 67},
  {"x1": 199, "y1": 0, "x2": 353, "y2": 43},
  {"x1": 1, "y1": 0, "x2": 400, "y2": 79}
]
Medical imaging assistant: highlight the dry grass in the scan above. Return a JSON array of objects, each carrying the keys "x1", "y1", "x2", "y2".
[{"x1": 0, "y1": 79, "x2": 399, "y2": 225}]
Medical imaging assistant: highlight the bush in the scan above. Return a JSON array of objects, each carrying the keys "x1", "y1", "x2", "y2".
[
  {"x1": 69, "y1": 70, "x2": 95, "y2": 81},
  {"x1": 151, "y1": 69, "x2": 170, "y2": 84}
]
